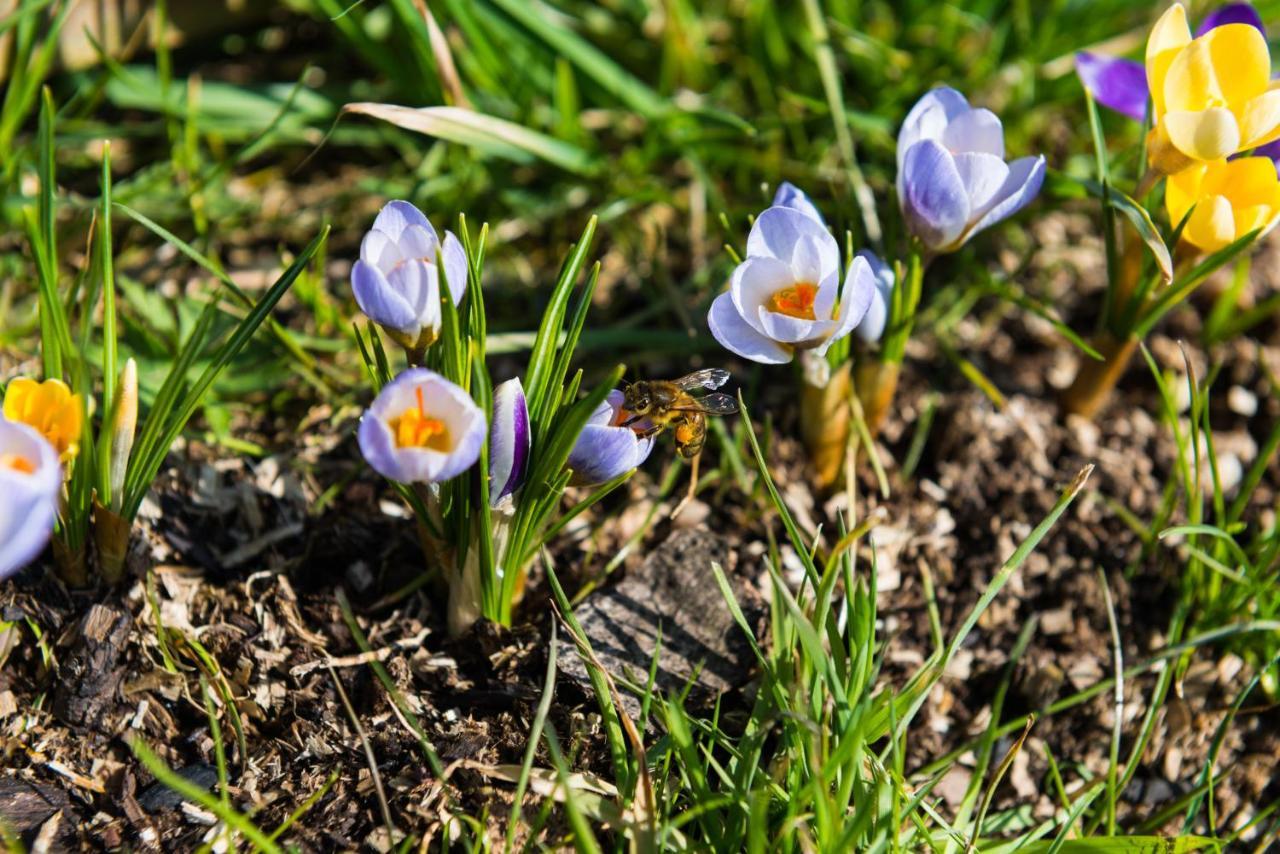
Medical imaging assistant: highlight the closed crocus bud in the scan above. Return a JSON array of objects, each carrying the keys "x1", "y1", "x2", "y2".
[
  {"x1": 708, "y1": 206, "x2": 875, "y2": 364},
  {"x1": 1075, "y1": 52, "x2": 1148, "y2": 123},
  {"x1": 351, "y1": 200, "x2": 469, "y2": 352},
  {"x1": 566, "y1": 390, "x2": 655, "y2": 486},
  {"x1": 897, "y1": 87, "x2": 1046, "y2": 254},
  {"x1": 1165, "y1": 156, "x2": 1280, "y2": 253},
  {"x1": 2, "y1": 377, "x2": 83, "y2": 465},
  {"x1": 0, "y1": 419, "x2": 61, "y2": 579},
  {"x1": 853, "y1": 250, "x2": 896, "y2": 344},
  {"x1": 772, "y1": 181, "x2": 826, "y2": 225},
  {"x1": 488, "y1": 378, "x2": 530, "y2": 507},
  {"x1": 358, "y1": 368, "x2": 486, "y2": 484},
  {"x1": 108, "y1": 358, "x2": 138, "y2": 510},
  {"x1": 1145, "y1": 4, "x2": 1280, "y2": 173}
]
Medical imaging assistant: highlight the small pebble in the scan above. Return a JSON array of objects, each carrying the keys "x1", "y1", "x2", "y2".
[{"x1": 1227, "y1": 386, "x2": 1258, "y2": 417}]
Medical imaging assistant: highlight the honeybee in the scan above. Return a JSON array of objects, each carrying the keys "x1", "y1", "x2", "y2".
[{"x1": 620, "y1": 369, "x2": 738, "y2": 516}]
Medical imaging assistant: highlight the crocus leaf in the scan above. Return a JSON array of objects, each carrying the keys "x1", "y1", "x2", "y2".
[
  {"x1": 342, "y1": 102, "x2": 598, "y2": 175},
  {"x1": 1053, "y1": 171, "x2": 1173, "y2": 283}
]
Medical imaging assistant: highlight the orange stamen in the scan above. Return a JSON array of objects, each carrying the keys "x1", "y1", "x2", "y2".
[
  {"x1": 390, "y1": 387, "x2": 451, "y2": 451},
  {"x1": 1, "y1": 453, "x2": 35, "y2": 474},
  {"x1": 768, "y1": 283, "x2": 818, "y2": 320}
]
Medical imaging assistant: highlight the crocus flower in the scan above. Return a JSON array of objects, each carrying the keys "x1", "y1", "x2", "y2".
[
  {"x1": 708, "y1": 205, "x2": 875, "y2": 364},
  {"x1": 897, "y1": 87, "x2": 1046, "y2": 254},
  {"x1": 488, "y1": 378, "x2": 530, "y2": 507},
  {"x1": 351, "y1": 200, "x2": 468, "y2": 351},
  {"x1": 1146, "y1": 4, "x2": 1280, "y2": 173},
  {"x1": 1076, "y1": 3, "x2": 1267, "y2": 124},
  {"x1": 1165, "y1": 156, "x2": 1280, "y2": 252},
  {"x1": 853, "y1": 250, "x2": 896, "y2": 344},
  {"x1": 566, "y1": 390, "x2": 655, "y2": 486},
  {"x1": 358, "y1": 368, "x2": 486, "y2": 484},
  {"x1": 2, "y1": 377, "x2": 83, "y2": 464},
  {"x1": 772, "y1": 181, "x2": 826, "y2": 225},
  {"x1": 0, "y1": 419, "x2": 61, "y2": 579}
]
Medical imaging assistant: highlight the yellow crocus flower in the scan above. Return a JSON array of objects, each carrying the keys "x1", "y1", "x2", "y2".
[
  {"x1": 2, "y1": 377, "x2": 83, "y2": 464},
  {"x1": 1165, "y1": 157, "x2": 1280, "y2": 253},
  {"x1": 1146, "y1": 4, "x2": 1280, "y2": 174}
]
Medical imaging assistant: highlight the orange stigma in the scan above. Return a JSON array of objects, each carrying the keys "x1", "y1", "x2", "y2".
[
  {"x1": 1, "y1": 453, "x2": 35, "y2": 474},
  {"x1": 390, "y1": 387, "x2": 451, "y2": 451},
  {"x1": 767, "y1": 283, "x2": 818, "y2": 320}
]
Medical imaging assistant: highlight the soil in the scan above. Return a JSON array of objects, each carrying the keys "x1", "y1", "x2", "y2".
[{"x1": 4, "y1": 193, "x2": 1280, "y2": 849}]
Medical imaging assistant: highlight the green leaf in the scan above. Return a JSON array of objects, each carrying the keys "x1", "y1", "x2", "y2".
[{"x1": 1058, "y1": 172, "x2": 1172, "y2": 284}]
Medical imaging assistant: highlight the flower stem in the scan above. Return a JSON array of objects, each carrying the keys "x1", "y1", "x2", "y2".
[
  {"x1": 854, "y1": 358, "x2": 901, "y2": 438},
  {"x1": 1060, "y1": 332, "x2": 1139, "y2": 420},
  {"x1": 800, "y1": 361, "x2": 852, "y2": 490},
  {"x1": 94, "y1": 500, "x2": 132, "y2": 584}
]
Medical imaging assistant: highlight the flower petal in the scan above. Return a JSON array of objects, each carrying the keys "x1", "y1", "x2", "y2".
[
  {"x1": 567, "y1": 423, "x2": 644, "y2": 486},
  {"x1": 941, "y1": 107, "x2": 1004, "y2": 158},
  {"x1": 441, "y1": 232, "x2": 469, "y2": 305},
  {"x1": 488, "y1": 378, "x2": 530, "y2": 506},
  {"x1": 0, "y1": 420, "x2": 61, "y2": 579},
  {"x1": 372, "y1": 200, "x2": 435, "y2": 243},
  {"x1": 1146, "y1": 3, "x2": 1192, "y2": 116},
  {"x1": 900, "y1": 140, "x2": 971, "y2": 251},
  {"x1": 967, "y1": 155, "x2": 1046, "y2": 239},
  {"x1": 1183, "y1": 193, "x2": 1236, "y2": 251},
  {"x1": 386, "y1": 259, "x2": 442, "y2": 334},
  {"x1": 1075, "y1": 52, "x2": 1148, "y2": 122},
  {"x1": 816, "y1": 254, "x2": 876, "y2": 355},
  {"x1": 853, "y1": 250, "x2": 895, "y2": 344},
  {"x1": 897, "y1": 86, "x2": 970, "y2": 171},
  {"x1": 352, "y1": 260, "x2": 420, "y2": 336},
  {"x1": 746, "y1": 206, "x2": 839, "y2": 273},
  {"x1": 757, "y1": 306, "x2": 833, "y2": 346},
  {"x1": 730, "y1": 254, "x2": 797, "y2": 335},
  {"x1": 708, "y1": 292, "x2": 793, "y2": 364},
  {"x1": 772, "y1": 181, "x2": 825, "y2": 225},
  {"x1": 1238, "y1": 89, "x2": 1280, "y2": 150},
  {"x1": 789, "y1": 235, "x2": 830, "y2": 285},
  {"x1": 361, "y1": 368, "x2": 486, "y2": 484},
  {"x1": 1163, "y1": 108, "x2": 1241, "y2": 160},
  {"x1": 952, "y1": 151, "x2": 1011, "y2": 223},
  {"x1": 1196, "y1": 2, "x2": 1265, "y2": 37}
]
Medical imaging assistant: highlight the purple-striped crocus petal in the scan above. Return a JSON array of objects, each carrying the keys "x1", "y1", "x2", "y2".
[
  {"x1": 566, "y1": 390, "x2": 655, "y2": 486},
  {"x1": 967, "y1": 155, "x2": 1047, "y2": 239},
  {"x1": 441, "y1": 232, "x2": 469, "y2": 305},
  {"x1": 1196, "y1": 2, "x2": 1264, "y2": 37},
  {"x1": 488, "y1": 378, "x2": 530, "y2": 506},
  {"x1": 708, "y1": 292, "x2": 793, "y2": 364},
  {"x1": 853, "y1": 250, "x2": 895, "y2": 344},
  {"x1": 371, "y1": 200, "x2": 436, "y2": 244},
  {"x1": 0, "y1": 419, "x2": 61, "y2": 579},
  {"x1": 746, "y1": 206, "x2": 840, "y2": 275},
  {"x1": 900, "y1": 140, "x2": 971, "y2": 251},
  {"x1": 1075, "y1": 52, "x2": 1148, "y2": 123},
  {"x1": 815, "y1": 255, "x2": 876, "y2": 356},
  {"x1": 897, "y1": 86, "x2": 971, "y2": 172},
  {"x1": 941, "y1": 108, "x2": 1005, "y2": 159},
  {"x1": 358, "y1": 368, "x2": 486, "y2": 484},
  {"x1": 772, "y1": 181, "x2": 826, "y2": 225},
  {"x1": 352, "y1": 259, "x2": 421, "y2": 338}
]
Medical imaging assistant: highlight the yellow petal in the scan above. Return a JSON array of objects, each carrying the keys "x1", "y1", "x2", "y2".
[
  {"x1": 1163, "y1": 36, "x2": 1221, "y2": 112},
  {"x1": 1146, "y1": 4, "x2": 1191, "y2": 115},
  {"x1": 1163, "y1": 108, "x2": 1240, "y2": 161},
  {"x1": 1238, "y1": 89, "x2": 1280, "y2": 149},
  {"x1": 1232, "y1": 204, "x2": 1273, "y2": 238},
  {"x1": 1203, "y1": 24, "x2": 1270, "y2": 107},
  {"x1": 1184, "y1": 194, "x2": 1235, "y2": 252},
  {"x1": 2, "y1": 377, "x2": 38, "y2": 421},
  {"x1": 1212, "y1": 157, "x2": 1279, "y2": 208},
  {"x1": 1165, "y1": 162, "x2": 1207, "y2": 226}
]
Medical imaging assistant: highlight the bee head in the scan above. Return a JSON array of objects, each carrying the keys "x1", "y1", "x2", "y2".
[{"x1": 622, "y1": 383, "x2": 652, "y2": 415}]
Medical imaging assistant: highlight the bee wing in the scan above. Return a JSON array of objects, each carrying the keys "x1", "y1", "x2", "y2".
[
  {"x1": 671, "y1": 393, "x2": 739, "y2": 415},
  {"x1": 673, "y1": 368, "x2": 731, "y2": 391}
]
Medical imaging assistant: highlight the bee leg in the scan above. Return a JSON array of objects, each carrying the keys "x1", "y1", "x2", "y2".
[{"x1": 669, "y1": 452, "x2": 701, "y2": 519}]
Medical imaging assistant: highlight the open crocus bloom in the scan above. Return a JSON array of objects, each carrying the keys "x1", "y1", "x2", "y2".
[
  {"x1": 488, "y1": 378, "x2": 530, "y2": 507},
  {"x1": 1165, "y1": 156, "x2": 1280, "y2": 252},
  {"x1": 708, "y1": 206, "x2": 874, "y2": 364},
  {"x1": 897, "y1": 87, "x2": 1046, "y2": 254},
  {"x1": 351, "y1": 200, "x2": 468, "y2": 351},
  {"x1": 566, "y1": 390, "x2": 655, "y2": 486},
  {"x1": 0, "y1": 419, "x2": 61, "y2": 579},
  {"x1": 1146, "y1": 4, "x2": 1280, "y2": 172},
  {"x1": 358, "y1": 368, "x2": 486, "y2": 484},
  {"x1": 2, "y1": 377, "x2": 82, "y2": 464}
]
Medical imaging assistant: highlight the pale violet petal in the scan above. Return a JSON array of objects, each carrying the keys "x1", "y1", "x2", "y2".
[
  {"x1": 352, "y1": 260, "x2": 420, "y2": 336},
  {"x1": 952, "y1": 151, "x2": 1011, "y2": 223},
  {"x1": 746, "y1": 206, "x2": 839, "y2": 273},
  {"x1": 941, "y1": 108, "x2": 1005, "y2": 158},
  {"x1": 898, "y1": 87, "x2": 971, "y2": 170},
  {"x1": 730, "y1": 254, "x2": 796, "y2": 336},
  {"x1": 966, "y1": 155, "x2": 1046, "y2": 240},
  {"x1": 371, "y1": 200, "x2": 434, "y2": 242},
  {"x1": 900, "y1": 140, "x2": 971, "y2": 251},
  {"x1": 772, "y1": 181, "x2": 826, "y2": 225},
  {"x1": 441, "y1": 232, "x2": 469, "y2": 305},
  {"x1": 708, "y1": 292, "x2": 792, "y2": 364}
]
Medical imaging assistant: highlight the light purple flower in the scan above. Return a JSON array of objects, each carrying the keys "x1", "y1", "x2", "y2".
[
  {"x1": 0, "y1": 419, "x2": 61, "y2": 579},
  {"x1": 853, "y1": 250, "x2": 896, "y2": 344},
  {"x1": 488, "y1": 378, "x2": 530, "y2": 507},
  {"x1": 1075, "y1": 52, "x2": 1148, "y2": 122},
  {"x1": 351, "y1": 200, "x2": 468, "y2": 350},
  {"x1": 772, "y1": 181, "x2": 825, "y2": 225},
  {"x1": 358, "y1": 368, "x2": 486, "y2": 484},
  {"x1": 897, "y1": 87, "x2": 1046, "y2": 254},
  {"x1": 1077, "y1": 4, "x2": 1267, "y2": 123},
  {"x1": 708, "y1": 206, "x2": 875, "y2": 364},
  {"x1": 566, "y1": 390, "x2": 655, "y2": 486}
]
